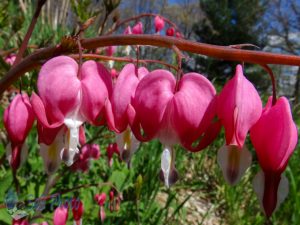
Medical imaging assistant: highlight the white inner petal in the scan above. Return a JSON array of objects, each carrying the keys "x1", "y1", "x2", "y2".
[
  {"x1": 252, "y1": 170, "x2": 289, "y2": 215},
  {"x1": 217, "y1": 144, "x2": 252, "y2": 186},
  {"x1": 63, "y1": 111, "x2": 84, "y2": 166},
  {"x1": 40, "y1": 130, "x2": 64, "y2": 174},
  {"x1": 161, "y1": 146, "x2": 172, "y2": 188}
]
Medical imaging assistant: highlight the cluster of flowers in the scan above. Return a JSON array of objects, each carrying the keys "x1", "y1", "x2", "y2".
[
  {"x1": 3, "y1": 15, "x2": 297, "y2": 223},
  {"x1": 4, "y1": 55, "x2": 297, "y2": 219}
]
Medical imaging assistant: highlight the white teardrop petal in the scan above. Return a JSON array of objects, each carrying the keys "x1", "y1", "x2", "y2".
[
  {"x1": 253, "y1": 170, "x2": 289, "y2": 215},
  {"x1": 217, "y1": 145, "x2": 252, "y2": 185},
  {"x1": 276, "y1": 174, "x2": 289, "y2": 211},
  {"x1": 161, "y1": 146, "x2": 172, "y2": 188}
]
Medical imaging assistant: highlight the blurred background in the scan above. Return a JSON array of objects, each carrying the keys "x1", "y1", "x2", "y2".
[{"x1": 0, "y1": 0, "x2": 299, "y2": 224}]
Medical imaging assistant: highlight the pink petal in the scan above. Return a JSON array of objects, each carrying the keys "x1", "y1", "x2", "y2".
[
  {"x1": 37, "y1": 122, "x2": 62, "y2": 145},
  {"x1": 79, "y1": 126, "x2": 86, "y2": 146},
  {"x1": 171, "y1": 73, "x2": 216, "y2": 146},
  {"x1": 53, "y1": 205, "x2": 68, "y2": 225},
  {"x1": 250, "y1": 96, "x2": 298, "y2": 172},
  {"x1": 80, "y1": 60, "x2": 112, "y2": 125},
  {"x1": 4, "y1": 93, "x2": 35, "y2": 144},
  {"x1": 31, "y1": 92, "x2": 64, "y2": 129},
  {"x1": 217, "y1": 65, "x2": 262, "y2": 148},
  {"x1": 132, "y1": 22, "x2": 143, "y2": 34},
  {"x1": 154, "y1": 16, "x2": 165, "y2": 32},
  {"x1": 131, "y1": 69, "x2": 176, "y2": 141},
  {"x1": 37, "y1": 56, "x2": 81, "y2": 123},
  {"x1": 124, "y1": 26, "x2": 132, "y2": 34},
  {"x1": 112, "y1": 64, "x2": 149, "y2": 132}
]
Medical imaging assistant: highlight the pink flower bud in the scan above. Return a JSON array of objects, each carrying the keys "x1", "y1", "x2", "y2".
[
  {"x1": 132, "y1": 22, "x2": 143, "y2": 34},
  {"x1": 53, "y1": 205, "x2": 68, "y2": 225},
  {"x1": 166, "y1": 27, "x2": 175, "y2": 36},
  {"x1": 72, "y1": 199, "x2": 84, "y2": 222},
  {"x1": 4, "y1": 93, "x2": 35, "y2": 171},
  {"x1": 154, "y1": 16, "x2": 164, "y2": 32},
  {"x1": 95, "y1": 193, "x2": 106, "y2": 206},
  {"x1": 124, "y1": 26, "x2": 132, "y2": 35}
]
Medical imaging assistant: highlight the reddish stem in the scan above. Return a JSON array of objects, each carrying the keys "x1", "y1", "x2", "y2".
[
  {"x1": 70, "y1": 53, "x2": 178, "y2": 71},
  {"x1": 12, "y1": 0, "x2": 47, "y2": 67},
  {"x1": 1, "y1": 34, "x2": 300, "y2": 94},
  {"x1": 260, "y1": 64, "x2": 277, "y2": 105}
]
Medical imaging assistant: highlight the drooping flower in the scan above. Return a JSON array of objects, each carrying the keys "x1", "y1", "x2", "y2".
[
  {"x1": 71, "y1": 144, "x2": 100, "y2": 172},
  {"x1": 216, "y1": 65, "x2": 262, "y2": 185},
  {"x1": 132, "y1": 22, "x2": 143, "y2": 34},
  {"x1": 175, "y1": 32, "x2": 182, "y2": 38},
  {"x1": 124, "y1": 26, "x2": 132, "y2": 35},
  {"x1": 105, "y1": 46, "x2": 117, "y2": 68},
  {"x1": 154, "y1": 15, "x2": 165, "y2": 33},
  {"x1": 31, "y1": 56, "x2": 114, "y2": 166},
  {"x1": 105, "y1": 46, "x2": 116, "y2": 57},
  {"x1": 111, "y1": 64, "x2": 149, "y2": 163},
  {"x1": 128, "y1": 70, "x2": 220, "y2": 187},
  {"x1": 95, "y1": 193, "x2": 106, "y2": 223},
  {"x1": 106, "y1": 143, "x2": 119, "y2": 167},
  {"x1": 72, "y1": 198, "x2": 84, "y2": 225},
  {"x1": 251, "y1": 96, "x2": 298, "y2": 217},
  {"x1": 123, "y1": 26, "x2": 133, "y2": 55},
  {"x1": 53, "y1": 205, "x2": 68, "y2": 225},
  {"x1": 166, "y1": 27, "x2": 175, "y2": 36},
  {"x1": 4, "y1": 93, "x2": 35, "y2": 171},
  {"x1": 5, "y1": 53, "x2": 16, "y2": 65}
]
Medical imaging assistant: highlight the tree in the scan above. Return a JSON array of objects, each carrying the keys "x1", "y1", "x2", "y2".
[{"x1": 191, "y1": 0, "x2": 269, "y2": 87}]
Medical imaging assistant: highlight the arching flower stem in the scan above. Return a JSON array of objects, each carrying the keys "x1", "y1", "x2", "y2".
[
  {"x1": 12, "y1": 0, "x2": 47, "y2": 67},
  {"x1": 70, "y1": 54, "x2": 178, "y2": 71},
  {"x1": 259, "y1": 64, "x2": 277, "y2": 106},
  {"x1": 2, "y1": 35, "x2": 300, "y2": 94}
]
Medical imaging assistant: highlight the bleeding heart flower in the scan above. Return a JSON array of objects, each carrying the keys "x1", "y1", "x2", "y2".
[
  {"x1": 166, "y1": 27, "x2": 175, "y2": 36},
  {"x1": 132, "y1": 22, "x2": 143, "y2": 34},
  {"x1": 105, "y1": 46, "x2": 117, "y2": 68},
  {"x1": 106, "y1": 143, "x2": 119, "y2": 167},
  {"x1": 128, "y1": 70, "x2": 220, "y2": 187},
  {"x1": 31, "y1": 56, "x2": 114, "y2": 166},
  {"x1": 95, "y1": 193, "x2": 106, "y2": 223},
  {"x1": 71, "y1": 144, "x2": 100, "y2": 172},
  {"x1": 111, "y1": 64, "x2": 148, "y2": 163},
  {"x1": 5, "y1": 54, "x2": 16, "y2": 65},
  {"x1": 154, "y1": 15, "x2": 165, "y2": 33},
  {"x1": 216, "y1": 65, "x2": 262, "y2": 185},
  {"x1": 175, "y1": 32, "x2": 182, "y2": 38},
  {"x1": 124, "y1": 26, "x2": 132, "y2": 34},
  {"x1": 105, "y1": 46, "x2": 116, "y2": 57},
  {"x1": 53, "y1": 205, "x2": 68, "y2": 225},
  {"x1": 251, "y1": 96, "x2": 298, "y2": 217},
  {"x1": 72, "y1": 198, "x2": 84, "y2": 225},
  {"x1": 4, "y1": 93, "x2": 35, "y2": 171}
]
